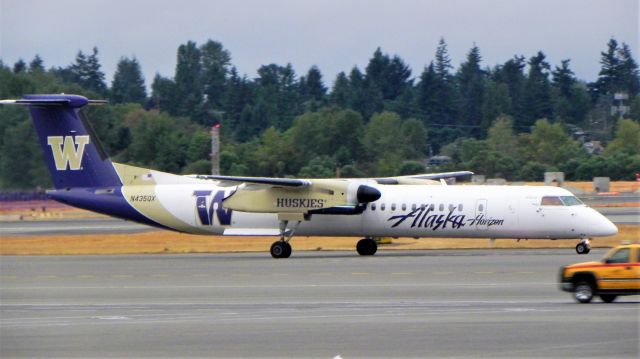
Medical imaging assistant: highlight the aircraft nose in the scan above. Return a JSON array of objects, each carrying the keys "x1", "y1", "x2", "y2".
[{"x1": 585, "y1": 209, "x2": 618, "y2": 237}]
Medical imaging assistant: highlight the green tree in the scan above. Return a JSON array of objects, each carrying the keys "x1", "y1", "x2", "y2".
[
  {"x1": 524, "y1": 119, "x2": 583, "y2": 167},
  {"x1": 457, "y1": 45, "x2": 485, "y2": 136},
  {"x1": 365, "y1": 48, "x2": 411, "y2": 101},
  {"x1": 255, "y1": 63, "x2": 300, "y2": 130},
  {"x1": 0, "y1": 120, "x2": 50, "y2": 188},
  {"x1": 298, "y1": 156, "x2": 335, "y2": 178},
  {"x1": 397, "y1": 160, "x2": 426, "y2": 175},
  {"x1": 150, "y1": 74, "x2": 177, "y2": 114},
  {"x1": 630, "y1": 94, "x2": 640, "y2": 120},
  {"x1": 186, "y1": 130, "x2": 212, "y2": 163},
  {"x1": 110, "y1": 57, "x2": 147, "y2": 105},
  {"x1": 200, "y1": 40, "x2": 231, "y2": 119},
  {"x1": 486, "y1": 115, "x2": 518, "y2": 157},
  {"x1": 69, "y1": 47, "x2": 107, "y2": 95},
  {"x1": 348, "y1": 66, "x2": 383, "y2": 118},
  {"x1": 124, "y1": 109, "x2": 188, "y2": 172},
  {"x1": 594, "y1": 39, "x2": 639, "y2": 97},
  {"x1": 223, "y1": 67, "x2": 254, "y2": 140},
  {"x1": 299, "y1": 65, "x2": 327, "y2": 103},
  {"x1": 13, "y1": 59, "x2": 26, "y2": 74},
  {"x1": 174, "y1": 41, "x2": 203, "y2": 120},
  {"x1": 329, "y1": 72, "x2": 351, "y2": 108},
  {"x1": 522, "y1": 52, "x2": 552, "y2": 127},
  {"x1": 492, "y1": 55, "x2": 526, "y2": 128},
  {"x1": 400, "y1": 118, "x2": 428, "y2": 158},
  {"x1": 28, "y1": 55, "x2": 45, "y2": 73},
  {"x1": 481, "y1": 81, "x2": 511, "y2": 132},
  {"x1": 617, "y1": 43, "x2": 640, "y2": 96},
  {"x1": 605, "y1": 118, "x2": 640, "y2": 156}
]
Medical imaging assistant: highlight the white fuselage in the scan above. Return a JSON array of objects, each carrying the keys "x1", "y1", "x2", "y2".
[{"x1": 147, "y1": 183, "x2": 617, "y2": 240}]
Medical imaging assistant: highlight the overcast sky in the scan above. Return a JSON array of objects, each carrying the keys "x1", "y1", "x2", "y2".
[{"x1": 1, "y1": 0, "x2": 638, "y2": 89}]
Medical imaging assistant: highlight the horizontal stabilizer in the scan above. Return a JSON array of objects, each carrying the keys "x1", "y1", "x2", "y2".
[{"x1": 0, "y1": 97, "x2": 107, "y2": 107}]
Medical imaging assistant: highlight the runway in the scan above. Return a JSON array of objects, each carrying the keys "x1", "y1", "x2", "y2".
[{"x1": 1, "y1": 250, "x2": 638, "y2": 358}]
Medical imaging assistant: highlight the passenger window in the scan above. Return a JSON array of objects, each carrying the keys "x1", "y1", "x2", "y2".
[
  {"x1": 439, "y1": 204, "x2": 444, "y2": 211},
  {"x1": 448, "y1": 204, "x2": 455, "y2": 212},
  {"x1": 371, "y1": 203, "x2": 376, "y2": 211},
  {"x1": 401, "y1": 203, "x2": 406, "y2": 211},
  {"x1": 391, "y1": 203, "x2": 396, "y2": 211},
  {"x1": 606, "y1": 248, "x2": 630, "y2": 264},
  {"x1": 458, "y1": 204, "x2": 463, "y2": 212},
  {"x1": 478, "y1": 203, "x2": 484, "y2": 212},
  {"x1": 411, "y1": 204, "x2": 417, "y2": 210},
  {"x1": 541, "y1": 196, "x2": 563, "y2": 206},
  {"x1": 380, "y1": 203, "x2": 386, "y2": 211}
]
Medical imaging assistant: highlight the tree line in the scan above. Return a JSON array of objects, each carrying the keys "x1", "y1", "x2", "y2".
[{"x1": 1, "y1": 38, "x2": 639, "y2": 189}]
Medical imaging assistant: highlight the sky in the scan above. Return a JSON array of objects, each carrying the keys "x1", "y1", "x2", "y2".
[{"x1": 1, "y1": 0, "x2": 638, "y2": 89}]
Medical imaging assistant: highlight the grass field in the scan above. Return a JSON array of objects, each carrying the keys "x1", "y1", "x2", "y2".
[{"x1": 1, "y1": 225, "x2": 637, "y2": 255}]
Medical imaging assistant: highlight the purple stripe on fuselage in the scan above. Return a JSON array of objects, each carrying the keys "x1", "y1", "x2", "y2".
[{"x1": 47, "y1": 187, "x2": 172, "y2": 231}]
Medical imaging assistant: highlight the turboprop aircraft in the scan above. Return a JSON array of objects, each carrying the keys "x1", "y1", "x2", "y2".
[{"x1": 1, "y1": 94, "x2": 618, "y2": 257}]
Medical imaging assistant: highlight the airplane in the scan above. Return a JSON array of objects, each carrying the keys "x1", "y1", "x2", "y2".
[{"x1": 0, "y1": 94, "x2": 618, "y2": 258}]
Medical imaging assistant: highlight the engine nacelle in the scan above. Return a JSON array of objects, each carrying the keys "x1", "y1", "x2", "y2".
[{"x1": 222, "y1": 179, "x2": 381, "y2": 214}]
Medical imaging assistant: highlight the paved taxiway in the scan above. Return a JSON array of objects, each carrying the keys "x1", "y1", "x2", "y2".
[{"x1": 1, "y1": 249, "x2": 638, "y2": 358}]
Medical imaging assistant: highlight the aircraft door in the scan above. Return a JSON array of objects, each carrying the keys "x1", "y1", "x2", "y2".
[{"x1": 475, "y1": 199, "x2": 488, "y2": 230}]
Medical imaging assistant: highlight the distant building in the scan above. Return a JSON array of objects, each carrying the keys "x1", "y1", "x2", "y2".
[
  {"x1": 611, "y1": 92, "x2": 630, "y2": 118},
  {"x1": 427, "y1": 155, "x2": 452, "y2": 166},
  {"x1": 582, "y1": 141, "x2": 604, "y2": 155}
]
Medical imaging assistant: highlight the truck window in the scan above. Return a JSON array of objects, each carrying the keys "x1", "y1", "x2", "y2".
[{"x1": 606, "y1": 248, "x2": 631, "y2": 264}]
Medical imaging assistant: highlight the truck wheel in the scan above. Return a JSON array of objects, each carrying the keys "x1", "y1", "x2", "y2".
[
  {"x1": 600, "y1": 294, "x2": 617, "y2": 303},
  {"x1": 574, "y1": 281, "x2": 594, "y2": 303}
]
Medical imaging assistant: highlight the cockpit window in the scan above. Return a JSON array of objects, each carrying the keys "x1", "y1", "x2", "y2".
[
  {"x1": 541, "y1": 196, "x2": 563, "y2": 206},
  {"x1": 560, "y1": 196, "x2": 583, "y2": 206},
  {"x1": 540, "y1": 196, "x2": 584, "y2": 206}
]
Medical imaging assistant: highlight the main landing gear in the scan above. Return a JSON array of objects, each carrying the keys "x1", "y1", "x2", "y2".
[
  {"x1": 270, "y1": 220, "x2": 301, "y2": 258},
  {"x1": 269, "y1": 219, "x2": 380, "y2": 258},
  {"x1": 356, "y1": 237, "x2": 377, "y2": 256},
  {"x1": 575, "y1": 238, "x2": 591, "y2": 255}
]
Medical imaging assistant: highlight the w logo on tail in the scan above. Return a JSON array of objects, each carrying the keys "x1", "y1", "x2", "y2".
[{"x1": 47, "y1": 135, "x2": 90, "y2": 170}]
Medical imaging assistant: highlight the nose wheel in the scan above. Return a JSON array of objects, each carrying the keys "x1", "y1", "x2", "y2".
[{"x1": 576, "y1": 239, "x2": 591, "y2": 254}]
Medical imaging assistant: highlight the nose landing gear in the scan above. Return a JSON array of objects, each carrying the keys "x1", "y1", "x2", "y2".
[{"x1": 575, "y1": 238, "x2": 591, "y2": 254}]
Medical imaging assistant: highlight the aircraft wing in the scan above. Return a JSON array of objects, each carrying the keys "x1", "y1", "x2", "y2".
[
  {"x1": 197, "y1": 175, "x2": 311, "y2": 188},
  {"x1": 374, "y1": 171, "x2": 474, "y2": 185},
  {"x1": 198, "y1": 171, "x2": 473, "y2": 187}
]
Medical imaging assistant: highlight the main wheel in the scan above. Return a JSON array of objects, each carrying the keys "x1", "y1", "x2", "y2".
[
  {"x1": 574, "y1": 281, "x2": 594, "y2": 303},
  {"x1": 575, "y1": 242, "x2": 590, "y2": 254},
  {"x1": 600, "y1": 294, "x2": 617, "y2": 303},
  {"x1": 270, "y1": 241, "x2": 292, "y2": 258},
  {"x1": 356, "y1": 238, "x2": 377, "y2": 256}
]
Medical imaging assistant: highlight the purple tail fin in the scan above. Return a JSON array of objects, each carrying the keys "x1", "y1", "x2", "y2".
[{"x1": 21, "y1": 94, "x2": 122, "y2": 189}]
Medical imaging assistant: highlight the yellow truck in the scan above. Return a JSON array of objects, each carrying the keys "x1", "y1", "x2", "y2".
[{"x1": 560, "y1": 244, "x2": 640, "y2": 303}]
